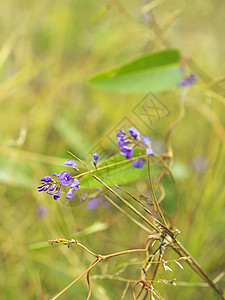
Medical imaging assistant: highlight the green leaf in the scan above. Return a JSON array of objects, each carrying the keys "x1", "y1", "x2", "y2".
[
  {"x1": 88, "y1": 49, "x2": 182, "y2": 93},
  {"x1": 80, "y1": 150, "x2": 153, "y2": 189}
]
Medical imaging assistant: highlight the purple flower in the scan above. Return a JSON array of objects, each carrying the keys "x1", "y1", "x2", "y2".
[
  {"x1": 59, "y1": 171, "x2": 73, "y2": 186},
  {"x1": 38, "y1": 178, "x2": 55, "y2": 192},
  {"x1": 66, "y1": 188, "x2": 75, "y2": 200},
  {"x1": 93, "y1": 153, "x2": 100, "y2": 166},
  {"x1": 132, "y1": 158, "x2": 146, "y2": 168},
  {"x1": 37, "y1": 185, "x2": 48, "y2": 192},
  {"x1": 64, "y1": 159, "x2": 77, "y2": 170},
  {"x1": 38, "y1": 174, "x2": 55, "y2": 193},
  {"x1": 129, "y1": 127, "x2": 140, "y2": 139},
  {"x1": 40, "y1": 176, "x2": 53, "y2": 183},
  {"x1": 116, "y1": 129, "x2": 125, "y2": 137},
  {"x1": 179, "y1": 73, "x2": 197, "y2": 87},
  {"x1": 120, "y1": 146, "x2": 134, "y2": 159},
  {"x1": 146, "y1": 148, "x2": 154, "y2": 156},
  {"x1": 117, "y1": 137, "x2": 129, "y2": 147},
  {"x1": 47, "y1": 190, "x2": 61, "y2": 200},
  {"x1": 48, "y1": 184, "x2": 55, "y2": 191},
  {"x1": 86, "y1": 195, "x2": 110, "y2": 210},
  {"x1": 37, "y1": 205, "x2": 49, "y2": 218},
  {"x1": 71, "y1": 179, "x2": 80, "y2": 189},
  {"x1": 93, "y1": 152, "x2": 100, "y2": 161},
  {"x1": 142, "y1": 136, "x2": 151, "y2": 147},
  {"x1": 52, "y1": 173, "x2": 60, "y2": 177},
  {"x1": 86, "y1": 197, "x2": 100, "y2": 210}
]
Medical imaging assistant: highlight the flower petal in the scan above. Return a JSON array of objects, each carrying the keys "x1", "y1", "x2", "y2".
[
  {"x1": 59, "y1": 171, "x2": 73, "y2": 186},
  {"x1": 132, "y1": 158, "x2": 146, "y2": 168},
  {"x1": 66, "y1": 188, "x2": 75, "y2": 200},
  {"x1": 64, "y1": 159, "x2": 77, "y2": 169}
]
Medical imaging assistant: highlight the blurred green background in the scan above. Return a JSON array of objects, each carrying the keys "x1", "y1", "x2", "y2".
[{"x1": 0, "y1": 0, "x2": 225, "y2": 299}]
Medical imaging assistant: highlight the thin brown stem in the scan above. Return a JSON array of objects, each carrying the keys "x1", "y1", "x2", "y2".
[
  {"x1": 104, "y1": 194, "x2": 152, "y2": 233},
  {"x1": 172, "y1": 238, "x2": 225, "y2": 299},
  {"x1": 67, "y1": 154, "x2": 225, "y2": 299},
  {"x1": 147, "y1": 156, "x2": 167, "y2": 226},
  {"x1": 51, "y1": 259, "x2": 100, "y2": 300},
  {"x1": 70, "y1": 153, "x2": 160, "y2": 232}
]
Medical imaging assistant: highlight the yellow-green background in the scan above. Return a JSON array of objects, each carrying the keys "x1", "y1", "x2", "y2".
[{"x1": 0, "y1": 1, "x2": 224, "y2": 299}]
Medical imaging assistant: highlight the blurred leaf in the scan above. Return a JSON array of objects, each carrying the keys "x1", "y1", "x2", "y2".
[
  {"x1": 54, "y1": 116, "x2": 90, "y2": 154},
  {"x1": 171, "y1": 161, "x2": 191, "y2": 180},
  {"x1": 0, "y1": 158, "x2": 33, "y2": 187},
  {"x1": 88, "y1": 49, "x2": 182, "y2": 93},
  {"x1": 30, "y1": 222, "x2": 108, "y2": 250}
]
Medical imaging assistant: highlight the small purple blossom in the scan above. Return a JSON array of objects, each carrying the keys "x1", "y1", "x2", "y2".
[
  {"x1": 52, "y1": 173, "x2": 60, "y2": 177},
  {"x1": 87, "y1": 195, "x2": 110, "y2": 210},
  {"x1": 38, "y1": 180, "x2": 55, "y2": 192},
  {"x1": 129, "y1": 127, "x2": 140, "y2": 139},
  {"x1": 93, "y1": 153, "x2": 100, "y2": 167},
  {"x1": 37, "y1": 205, "x2": 49, "y2": 218},
  {"x1": 142, "y1": 136, "x2": 151, "y2": 147},
  {"x1": 59, "y1": 171, "x2": 73, "y2": 186},
  {"x1": 38, "y1": 174, "x2": 55, "y2": 193},
  {"x1": 48, "y1": 184, "x2": 55, "y2": 191},
  {"x1": 87, "y1": 197, "x2": 100, "y2": 210},
  {"x1": 146, "y1": 148, "x2": 154, "y2": 156},
  {"x1": 117, "y1": 136, "x2": 129, "y2": 147},
  {"x1": 41, "y1": 185, "x2": 50, "y2": 192},
  {"x1": 120, "y1": 145, "x2": 134, "y2": 159},
  {"x1": 41, "y1": 176, "x2": 53, "y2": 183},
  {"x1": 71, "y1": 178, "x2": 80, "y2": 189},
  {"x1": 66, "y1": 188, "x2": 75, "y2": 200},
  {"x1": 116, "y1": 129, "x2": 126, "y2": 137},
  {"x1": 93, "y1": 152, "x2": 100, "y2": 161},
  {"x1": 116, "y1": 127, "x2": 155, "y2": 168},
  {"x1": 132, "y1": 158, "x2": 146, "y2": 168},
  {"x1": 64, "y1": 159, "x2": 77, "y2": 170},
  {"x1": 47, "y1": 189, "x2": 61, "y2": 200},
  {"x1": 179, "y1": 73, "x2": 197, "y2": 87}
]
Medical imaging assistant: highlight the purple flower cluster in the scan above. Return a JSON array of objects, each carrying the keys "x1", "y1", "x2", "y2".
[
  {"x1": 179, "y1": 73, "x2": 197, "y2": 87},
  {"x1": 38, "y1": 159, "x2": 80, "y2": 201},
  {"x1": 116, "y1": 127, "x2": 154, "y2": 168}
]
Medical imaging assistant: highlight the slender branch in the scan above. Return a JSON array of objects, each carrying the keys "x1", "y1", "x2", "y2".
[
  {"x1": 165, "y1": 88, "x2": 188, "y2": 162},
  {"x1": 104, "y1": 248, "x2": 147, "y2": 260},
  {"x1": 68, "y1": 151, "x2": 147, "y2": 179},
  {"x1": 87, "y1": 259, "x2": 98, "y2": 300},
  {"x1": 66, "y1": 154, "x2": 225, "y2": 299},
  {"x1": 172, "y1": 238, "x2": 225, "y2": 299},
  {"x1": 91, "y1": 271, "x2": 225, "y2": 287},
  {"x1": 154, "y1": 154, "x2": 180, "y2": 225},
  {"x1": 104, "y1": 194, "x2": 152, "y2": 233},
  {"x1": 69, "y1": 153, "x2": 160, "y2": 232},
  {"x1": 105, "y1": 177, "x2": 170, "y2": 229},
  {"x1": 49, "y1": 238, "x2": 99, "y2": 258},
  {"x1": 147, "y1": 155, "x2": 168, "y2": 226},
  {"x1": 51, "y1": 259, "x2": 100, "y2": 300}
]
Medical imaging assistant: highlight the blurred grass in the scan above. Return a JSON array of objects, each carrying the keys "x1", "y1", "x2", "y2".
[{"x1": 0, "y1": 0, "x2": 225, "y2": 299}]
